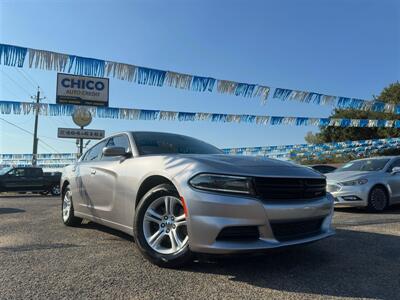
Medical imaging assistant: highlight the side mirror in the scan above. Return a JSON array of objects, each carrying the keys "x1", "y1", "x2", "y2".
[
  {"x1": 391, "y1": 166, "x2": 400, "y2": 174},
  {"x1": 102, "y1": 146, "x2": 128, "y2": 157}
]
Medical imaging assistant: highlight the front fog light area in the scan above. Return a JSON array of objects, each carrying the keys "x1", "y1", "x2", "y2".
[{"x1": 342, "y1": 196, "x2": 362, "y2": 201}]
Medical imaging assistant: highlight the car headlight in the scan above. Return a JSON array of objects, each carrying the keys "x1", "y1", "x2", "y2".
[
  {"x1": 340, "y1": 178, "x2": 368, "y2": 186},
  {"x1": 189, "y1": 174, "x2": 254, "y2": 195}
]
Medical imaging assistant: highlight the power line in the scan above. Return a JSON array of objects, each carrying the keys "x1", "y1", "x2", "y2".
[
  {"x1": 14, "y1": 68, "x2": 37, "y2": 89},
  {"x1": 13, "y1": 68, "x2": 48, "y2": 103},
  {"x1": 0, "y1": 117, "x2": 61, "y2": 153},
  {"x1": 1, "y1": 70, "x2": 32, "y2": 97},
  {"x1": 41, "y1": 135, "x2": 76, "y2": 144},
  {"x1": 38, "y1": 138, "x2": 60, "y2": 154},
  {"x1": 0, "y1": 117, "x2": 32, "y2": 135},
  {"x1": 1, "y1": 84, "x2": 21, "y2": 99}
]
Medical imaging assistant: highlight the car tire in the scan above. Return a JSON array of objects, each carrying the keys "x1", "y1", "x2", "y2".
[
  {"x1": 133, "y1": 183, "x2": 193, "y2": 268},
  {"x1": 367, "y1": 186, "x2": 388, "y2": 212},
  {"x1": 51, "y1": 185, "x2": 61, "y2": 196},
  {"x1": 62, "y1": 186, "x2": 82, "y2": 226}
]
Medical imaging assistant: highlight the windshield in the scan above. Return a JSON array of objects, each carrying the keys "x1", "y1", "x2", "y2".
[
  {"x1": 132, "y1": 132, "x2": 223, "y2": 155},
  {"x1": 336, "y1": 159, "x2": 390, "y2": 172},
  {"x1": 0, "y1": 167, "x2": 12, "y2": 175}
]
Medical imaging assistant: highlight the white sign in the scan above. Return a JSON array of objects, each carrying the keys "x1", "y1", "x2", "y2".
[
  {"x1": 57, "y1": 128, "x2": 105, "y2": 140},
  {"x1": 56, "y1": 73, "x2": 109, "y2": 106}
]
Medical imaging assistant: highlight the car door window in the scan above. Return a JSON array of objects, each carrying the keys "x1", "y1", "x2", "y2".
[
  {"x1": 388, "y1": 159, "x2": 400, "y2": 172},
  {"x1": 9, "y1": 168, "x2": 26, "y2": 177},
  {"x1": 106, "y1": 135, "x2": 130, "y2": 152},
  {"x1": 26, "y1": 168, "x2": 42, "y2": 177},
  {"x1": 102, "y1": 135, "x2": 130, "y2": 161},
  {"x1": 84, "y1": 141, "x2": 107, "y2": 162}
]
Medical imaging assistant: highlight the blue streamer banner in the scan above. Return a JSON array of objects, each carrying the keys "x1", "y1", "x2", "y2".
[
  {"x1": 2, "y1": 139, "x2": 399, "y2": 169},
  {"x1": 0, "y1": 43, "x2": 397, "y2": 111},
  {"x1": 223, "y1": 137, "x2": 400, "y2": 156},
  {"x1": 1, "y1": 100, "x2": 399, "y2": 128},
  {"x1": 223, "y1": 138, "x2": 400, "y2": 160},
  {"x1": 273, "y1": 88, "x2": 397, "y2": 114}
]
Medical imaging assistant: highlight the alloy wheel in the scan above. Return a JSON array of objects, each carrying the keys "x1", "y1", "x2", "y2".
[
  {"x1": 52, "y1": 185, "x2": 61, "y2": 196},
  {"x1": 370, "y1": 188, "x2": 387, "y2": 211},
  {"x1": 62, "y1": 191, "x2": 72, "y2": 222},
  {"x1": 143, "y1": 196, "x2": 188, "y2": 255}
]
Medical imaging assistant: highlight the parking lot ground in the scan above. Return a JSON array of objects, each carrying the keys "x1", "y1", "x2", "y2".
[{"x1": 0, "y1": 195, "x2": 399, "y2": 300}]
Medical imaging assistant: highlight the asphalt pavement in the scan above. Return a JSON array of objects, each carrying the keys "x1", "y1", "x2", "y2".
[{"x1": 0, "y1": 195, "x2": 399, "y2": 300}]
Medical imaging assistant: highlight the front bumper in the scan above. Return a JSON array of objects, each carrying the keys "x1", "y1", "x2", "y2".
[
  {"x1": 327, "y1": 183, "x2": 369, "y2": 208},
  {"x1": 181, "y1": 185, "x2": 335, "y2": 254}
]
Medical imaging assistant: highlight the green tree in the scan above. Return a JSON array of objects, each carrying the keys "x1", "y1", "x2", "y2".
[
  {"x1": 307, "y1": 82, "x2": 400, "y2": 143},
  {"x1": 297, "y1": 82, "x2": 400, "y2": 164}
]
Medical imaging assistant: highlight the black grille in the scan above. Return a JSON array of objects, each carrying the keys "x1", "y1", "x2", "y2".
[
  {"x1": 253, "y1": 177, "x2": 326, "y2": 201},
  {"x1": 270, "y1": 218, "x2": 324, "y2": 241},
  {"x1": 216, "y1": 226, "x2": 260, "y2": 241}
]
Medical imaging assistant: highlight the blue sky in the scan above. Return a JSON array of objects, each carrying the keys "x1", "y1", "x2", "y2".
[{"x1": 0, "y1": 0, "x2": 399, "y2": 154}]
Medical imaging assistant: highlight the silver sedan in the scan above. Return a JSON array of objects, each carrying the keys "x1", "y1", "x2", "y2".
[
  {"x1": 61, "y1": 131, "x2": 334, "y2": 267},
  {"x1": 326, "y1": 156, "x2": 400, "y2": 212}
]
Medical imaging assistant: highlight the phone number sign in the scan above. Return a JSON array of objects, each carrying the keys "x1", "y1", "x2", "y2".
[{"x1": 57, "y1": 128, "x2": 105, "y2": 140}]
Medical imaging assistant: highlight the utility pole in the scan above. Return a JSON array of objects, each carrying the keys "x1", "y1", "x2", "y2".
[{"x1": 31, "y1": 87, "x2": 45, "y2": 166}]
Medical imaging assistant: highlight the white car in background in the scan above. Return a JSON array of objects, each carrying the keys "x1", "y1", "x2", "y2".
[{"x1": 326, "y1": 156, "x2": 400, "y2": 212}]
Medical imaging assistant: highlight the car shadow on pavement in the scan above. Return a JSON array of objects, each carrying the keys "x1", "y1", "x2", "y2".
[
  {"x1": 0, "y1": 194, "x2": 54, "y2": 199},
  {"x1": 79, "y1": 221, "x2": 134, "y2": 242},
  {"x1": 0, "y1": 243, "x2": 80, "y2": 253},
  {"x1": 185, "y1": 229, "x2": 400, "y2": 300},
  {"x1": 335, "y1": 204, "x2": 400, "y2": 214},
  {"x1": 0, "y1": 207, "x2": 25, "y2": 214}
]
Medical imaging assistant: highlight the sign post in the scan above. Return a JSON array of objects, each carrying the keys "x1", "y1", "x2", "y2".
[{"x1": 71, "y1": 108, "x2": 94, "y2": 158}]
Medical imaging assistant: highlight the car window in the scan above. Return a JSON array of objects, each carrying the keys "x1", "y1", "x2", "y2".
[
  {"x1": 9, "y1": 168, "x2": 26, "y2": 177},
  {"x1": 336, "y1": 159, "x2": 390, "y2": 172},
  {"x1": 0, "y1": 167, "x2": 12, "y2": 175},
  {"x1": 83, "y1": 140, "x2": 107, "y2": 162},
  {"x1": 106, "y1": 135, "x2": 130, "y2": 152},
  {"x1": 387, "y1": 159, "x2": 400, "y2": 172},
  {"x1": 26, "y1": 168, "x2": 42, "y2": 177},
  {"x1": 132, "y1": 132, "x2": 222, "y2": 155}
]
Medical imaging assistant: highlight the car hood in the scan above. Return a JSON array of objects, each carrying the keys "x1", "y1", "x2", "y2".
[
  {"x1": 173, "y1": 154, "x2": 323, "y2": 178},
  {"x1": 326, "y1": 171, "x2": 371, "y2": 182}
]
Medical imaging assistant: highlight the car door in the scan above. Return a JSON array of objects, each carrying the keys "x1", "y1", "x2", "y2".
[
  {"x1": 25, "y1": 168, "x2": 44, "y2": 191},
  {"x1": 88, "y1": 134, "x2": 132, "y2": 224},
  {"x1": 386, "y1": 159, "x2": 400, "y2": 203},
  {"x1": 74, "y1": 140, "x2": 108, "y2": 218},
  {"x1": 2, "y1": 168, "x2": 28, "y2": 191}
]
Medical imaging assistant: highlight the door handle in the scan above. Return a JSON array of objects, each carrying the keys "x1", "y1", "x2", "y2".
[{"x1": 91, "y1": 170, "x2": 96, "y2": 175}]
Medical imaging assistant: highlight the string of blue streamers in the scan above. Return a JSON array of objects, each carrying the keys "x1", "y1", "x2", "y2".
[
  {"x1": 0, "y1": 43, "x2": 397, "y2": 112},
  {"x1": 256, "y1": 141, "x2": 400, "y2": 160},
  {"x1": 1, "y1": 138, "x2": 398, "y2": 163},
  {"x1": 0, "y1": 44, "x2": 27, "y2": 67},
  {"x1": 223, "y1": 137, "x2": 400, "y2": 156},
  {"x1": 1, "y1": 100, "x2": 400, "y2": 128},
  {"x1": 273, "y1": 88, "x2": 398, "y2": 113}
]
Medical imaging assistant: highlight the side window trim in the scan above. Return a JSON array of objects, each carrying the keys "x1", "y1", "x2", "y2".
[
  {"x1": 101, "y1": 134, "x2": 131, "y2": 161},
  {"x1": 81, "y1": 139, "x2": 108, "y2": 162},
  {"x1": 388, "y1": 159, "x2": 400, "y2": 172}
]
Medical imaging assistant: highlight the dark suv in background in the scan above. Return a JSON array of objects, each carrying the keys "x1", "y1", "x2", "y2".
[{"x1": 0, "y1": 166, "x2": 61, "y2": 196}]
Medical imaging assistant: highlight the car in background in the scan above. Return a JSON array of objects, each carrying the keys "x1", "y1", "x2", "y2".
[
  {"x1": 61, "y1": 131, "x2": 334, "y2": 267},
  {"x1": 326, "y1": 156, "x2": 400, "y2": 212},
  {"x1": 310, "y1": 164, "x2": 337, "y2": 174},
  {"x1": 0, "y1": 166, "x2": 61, "y2": 196}
]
